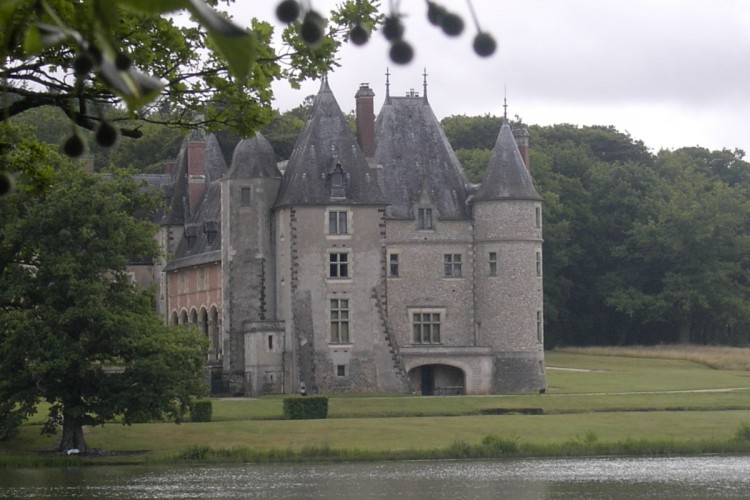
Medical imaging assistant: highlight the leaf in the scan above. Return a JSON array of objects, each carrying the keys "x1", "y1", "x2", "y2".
[
  {"x1": 23, "y1": 23, "x2": 69, "y2": 55},
  {"x1": 184, "y1": 0, "x2": 256, "y2": 81},
  {"x1": 115, "y1": 0, "x2": 188, "y2": 15},
  {"x1": 97, "y1": 57, "x2": 164, "y2": 109}
]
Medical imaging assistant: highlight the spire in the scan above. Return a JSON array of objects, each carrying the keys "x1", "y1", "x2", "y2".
[
  {"x1": 474, "y1": 120, "x2": 542, "y2": 202},
  {"x1": 503, "y1": 85, "x2": 508, "y2": 120},
  {"x1": 423, "y1": 67, "x2": 428, "y2": 101},
  {"x1": 385, "y1": 67, "x2": 391, "y2": 104},
  {"x1": 319, "y1": 74, "x2": 331, "y2": 93}
]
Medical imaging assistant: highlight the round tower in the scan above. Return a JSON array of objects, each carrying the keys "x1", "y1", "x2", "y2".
[
  {"x1": 220, "y1": 132, "x2": 283, "y2": 395},
  {"x1": 472, "y1": 120, "x2": 545, "y2": 393}
]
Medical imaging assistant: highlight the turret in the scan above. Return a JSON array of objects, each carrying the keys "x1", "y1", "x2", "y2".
[{"x1": 473, "y1": 119, "x2": 545, "y2": 393}]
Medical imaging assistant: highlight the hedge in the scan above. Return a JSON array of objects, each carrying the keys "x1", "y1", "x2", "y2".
[{"x1": 283, "y1": 396, "x2": 328, "y2": 420}]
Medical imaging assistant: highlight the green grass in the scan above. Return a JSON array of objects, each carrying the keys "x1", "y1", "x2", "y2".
[{"x1": 2, "y1": 348, "x2": 750, "y2": 465}]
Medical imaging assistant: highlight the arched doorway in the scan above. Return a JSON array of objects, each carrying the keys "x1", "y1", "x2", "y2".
[{"x1": 408, "y1": 364, "x2": 465, "y2": 396}]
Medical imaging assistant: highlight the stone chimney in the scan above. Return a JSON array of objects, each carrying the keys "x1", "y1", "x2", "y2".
[
  {"x1": 187, "y1": 139, "x2": 207, "y2": 214},
  {"x1": 355, "y1": 83, "x2": 375, "y2": 157},
  {"x1": 512, "y1": 125, "x2": 530, "y2": 169}
]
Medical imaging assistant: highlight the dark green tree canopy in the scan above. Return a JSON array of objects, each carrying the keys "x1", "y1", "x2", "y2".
[{"x1": 0, "y1": 126, "x2": 206, "y2": 449}]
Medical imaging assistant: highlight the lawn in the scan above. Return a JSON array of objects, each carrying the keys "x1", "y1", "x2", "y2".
[{"x1": 2, "y1": 347, "x2": 749, "y2": 464}]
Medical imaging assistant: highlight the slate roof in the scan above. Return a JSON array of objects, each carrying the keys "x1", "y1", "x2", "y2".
[
  {"x1": 228, "y1": 132, "x2": 281, "y2": 180},
  {"x1": 473, "y1": 120, "x2": 542, "y2": 202},
  {"x1": 374, "y1": 93, "x2": 471, "y2": 220},
  {"x1": 274, "y1": 79, "x2": 386, "y2": 208},
  {"x1": 163, "y1": 179, "x2": 223, "y2": 271}
]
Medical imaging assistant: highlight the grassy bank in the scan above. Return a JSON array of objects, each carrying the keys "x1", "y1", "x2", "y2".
[{"x1": 2, "y1": 347, "x2": 749, "y2": 466}]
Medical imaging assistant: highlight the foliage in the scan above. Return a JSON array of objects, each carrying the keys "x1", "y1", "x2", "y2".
[
  {"x1": 190, "y1": 401, "x2": 213, "y2": 423},
  {"x1": 283, "y1": 396, "x2": 328, "y2": 420},
  {"x1": 0, "y1": 130, "x2": 206, "y2": 449}
]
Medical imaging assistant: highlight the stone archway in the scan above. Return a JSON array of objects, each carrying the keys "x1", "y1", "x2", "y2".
[{"x1": 408, "y1": 364, "x2": 465, "y2": 396}]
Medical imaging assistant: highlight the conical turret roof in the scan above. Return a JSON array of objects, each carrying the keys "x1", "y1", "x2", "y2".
[
  {"x1": 274, "y1": 79, "x2": 386, "y2": 208},
  {"x1": 228, "y1": 132, "x2": 281, "y2": 179},
  {"x1": 374, "y1": 93, "x2": 470, "y2": 219},
  {"x1": 474, "y1": 120, "x2": 542, "y2": 202}
]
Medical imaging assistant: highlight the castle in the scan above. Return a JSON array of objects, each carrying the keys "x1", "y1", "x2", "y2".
[{"x1": 135, "y1": 76, "x2": 545, "y2": 396}]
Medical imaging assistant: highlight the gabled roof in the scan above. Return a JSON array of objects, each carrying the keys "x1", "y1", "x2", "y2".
[
  {"x1": 474, "y1": 120, "x2": 542, "y2": 202},
  {"x1": 274, "y1": 79, "x2": 386, "y2": 208},
  {"x1": 374, "y1": 94, "x2": 470, "y2": 220},
  {"x1": 228, "y1": 132, "x2": 281, "y2": 179}
]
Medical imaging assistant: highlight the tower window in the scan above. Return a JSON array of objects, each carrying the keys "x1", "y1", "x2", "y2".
[
  {"x1": 537, "y1": 310, "x2": 543, "y2": 343},
  {"x1": 489, "y1": 252, "x2": 497, "y2": 276},
  {"x1": 328, "y1": 164, "x2": 346, "y2": 198},
  {"x1": 535, "y1": 206, "x2": 542, "y2": 228},
  {"x1": 389, "y1": 253, "x2": 399, "y2": 277},
  {"x1": 536, "y1": 251, "x2": 542, "y2": 277},
  {"x1": 241, "y1": 187, "x2": 252, "y2": 206}
]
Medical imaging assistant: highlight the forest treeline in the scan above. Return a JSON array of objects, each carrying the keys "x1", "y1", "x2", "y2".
[{"x1": 14, "y1": 108, "x2": 750, "y2": 347}]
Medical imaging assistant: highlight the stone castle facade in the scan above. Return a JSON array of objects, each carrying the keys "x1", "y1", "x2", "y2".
[{"x1": 137, "y1": 77, "x2": 546, "y2": 396}]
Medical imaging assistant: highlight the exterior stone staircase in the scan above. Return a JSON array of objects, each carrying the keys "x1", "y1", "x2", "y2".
[{"x1": 372, "y1": 287, "x2": 412, "y2": 393}]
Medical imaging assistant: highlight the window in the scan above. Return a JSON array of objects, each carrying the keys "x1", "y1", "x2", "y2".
[
  {"x1": 330, "y1": 299, "x2": 350, "y2": 343},
  {"x1": 336, "y1": 364, "x2": 347, "y2": 377},
  {"x1": 537, "y1": 310, "x2": 543, "y2": 343},
  {"x1": 535, "y1": 206, "x2": 542, "y2": 228},
  {"x1": 329, "y1": 252, "x2": 349, "y2": 278},
  {"x1": 412, "y1": 311, "x2": 441, "y2": 344},
  {"x1": 329, "y1": 164, "x2": 346, "y2": 198},
  {"x1": 241, "y1": 187, "x2": 252, "y2": 206},
  {"x1": 328, "y1": 210, "x2": 348, "y2": 234},
  {"x1": 417, "y1": 208, "x2": 433, "y2": 229},
  {"x1": 389, "y1": 253, "x2": 399, "y2": 277},
  {"x1": 489, "y1": 252, "x2": 497, "y2": 276},
  {"x1": 268, "y1": 334, "x2": 274, "y2": 351},
  {"x1": 536, "y1": 251, "x2": 542, "y2": 277},
  {"x1": 444, "y1": 253, "x2": 462, "y2": 277}
]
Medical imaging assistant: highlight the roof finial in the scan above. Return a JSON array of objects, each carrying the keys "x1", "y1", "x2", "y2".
[
  {"x1": 503, "y1": 84, "x2": 508, "y2": 120},
  {"x1": 385, "y1": 67, "x2": 391, "y2": 98},
  {"x1": 423, "y1": 67, "x2": 428, "y2": 100}
]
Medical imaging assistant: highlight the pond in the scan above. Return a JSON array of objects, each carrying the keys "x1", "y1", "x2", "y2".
[{"x1": 1, "y1": 455, "x2": 748, "y2": 498}]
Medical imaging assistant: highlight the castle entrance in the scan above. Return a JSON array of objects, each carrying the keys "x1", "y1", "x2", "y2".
[{"x1": 409, "y1": 364, "x2": 465, "y2": 396}]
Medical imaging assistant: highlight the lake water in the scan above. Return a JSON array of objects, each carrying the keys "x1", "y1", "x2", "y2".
[{"x1": 1, "y1": 456, "x2": 749, "y2": 499}]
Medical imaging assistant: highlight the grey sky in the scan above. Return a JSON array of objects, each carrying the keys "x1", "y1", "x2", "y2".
[{"x1": 230, "y1": 1, "x2": 750, "y2": 155}]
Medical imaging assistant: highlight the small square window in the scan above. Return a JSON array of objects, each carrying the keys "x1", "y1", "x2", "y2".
[
  {"x1": 417, "y1": 208, "x2": 433, "y2": 229},
  {"x1": 329, "y1": 252, "x2": 350, "y2": 278},
  {"x1": 328, "y1": 210, "x2": 348, "y2": 234},
  {"x1": 336, "y1": 364, "x2": 346, "y2": 377},
  {"x1": 489, "y1": 252, "x2": 497, "y2": 276},
  {"x1": 389, "y1": 253, "x2": 399, "y2": 277},
  {"x1": 444, "y1": 253, "x2": 462, "y2": 277}
]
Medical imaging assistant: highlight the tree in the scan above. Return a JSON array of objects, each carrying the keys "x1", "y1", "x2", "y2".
[{"x1": 0, "y1": 128, "x2": 206, "y2": 450}]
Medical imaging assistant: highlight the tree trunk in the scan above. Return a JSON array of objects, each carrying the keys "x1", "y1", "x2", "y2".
[
  {"x1": 677, "y1": 318, "x2": 692, "y2": 344},
  {"x1": 57, "y1": 413, "x2": 89, "y2": 454}
]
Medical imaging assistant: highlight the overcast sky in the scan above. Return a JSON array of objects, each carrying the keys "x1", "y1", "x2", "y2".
[{"x1": 227, "y1": 1, "x2": 750, "y2": 155}]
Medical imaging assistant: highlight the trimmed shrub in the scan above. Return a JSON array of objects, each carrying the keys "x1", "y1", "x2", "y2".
[
  {"x1": 283, "y1": 396, "x2": 328, "y2": 420},
  {"x1": 190, "y1": 400, "x2": 213, "y2": 422}
]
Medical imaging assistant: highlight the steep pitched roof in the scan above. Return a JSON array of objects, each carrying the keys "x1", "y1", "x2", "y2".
[
  {"x1": 374, "y1": 94, "x2": 470, "y2": 220},
  {"x1": 474, "y1": 120, "x2": 542, "y2": 202},
  {"x1": 228, "y1": 132, "x2": 281, "y2": 179},
  {"x1": 274, "y1": 79, "x2": 386, "y2": 208}
]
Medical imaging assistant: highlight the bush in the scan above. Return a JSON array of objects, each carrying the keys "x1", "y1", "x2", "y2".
[
  {"x1": 190, "y1": 401, "x2": 213, "y2": 422},
  {"x1": 283, "y1": 396, "x2": 328, "y2": 420}
]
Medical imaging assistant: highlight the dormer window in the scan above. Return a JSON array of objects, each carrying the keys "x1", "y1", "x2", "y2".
[
  {"x1": 417, "y1": 207, "x2": 433, "y2": 229},
  {"x1": 328, "y1": 164, "x2": 346, "y2": 199}
]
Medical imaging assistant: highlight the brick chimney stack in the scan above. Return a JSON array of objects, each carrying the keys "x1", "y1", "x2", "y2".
[
  {"x1": 186, "y1": 138, "x2": 207, "y2": 215},
  {"x1": 355, "y1": 83, "x2": 375, "y2": 157},
  {"x1": 512, "y1": 125, "x2": 530, "y2": 169}
]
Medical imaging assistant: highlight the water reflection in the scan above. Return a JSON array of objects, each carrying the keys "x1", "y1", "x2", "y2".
[{"x1": 1, "y1": 456, "x2": 749, "y2": 499}]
